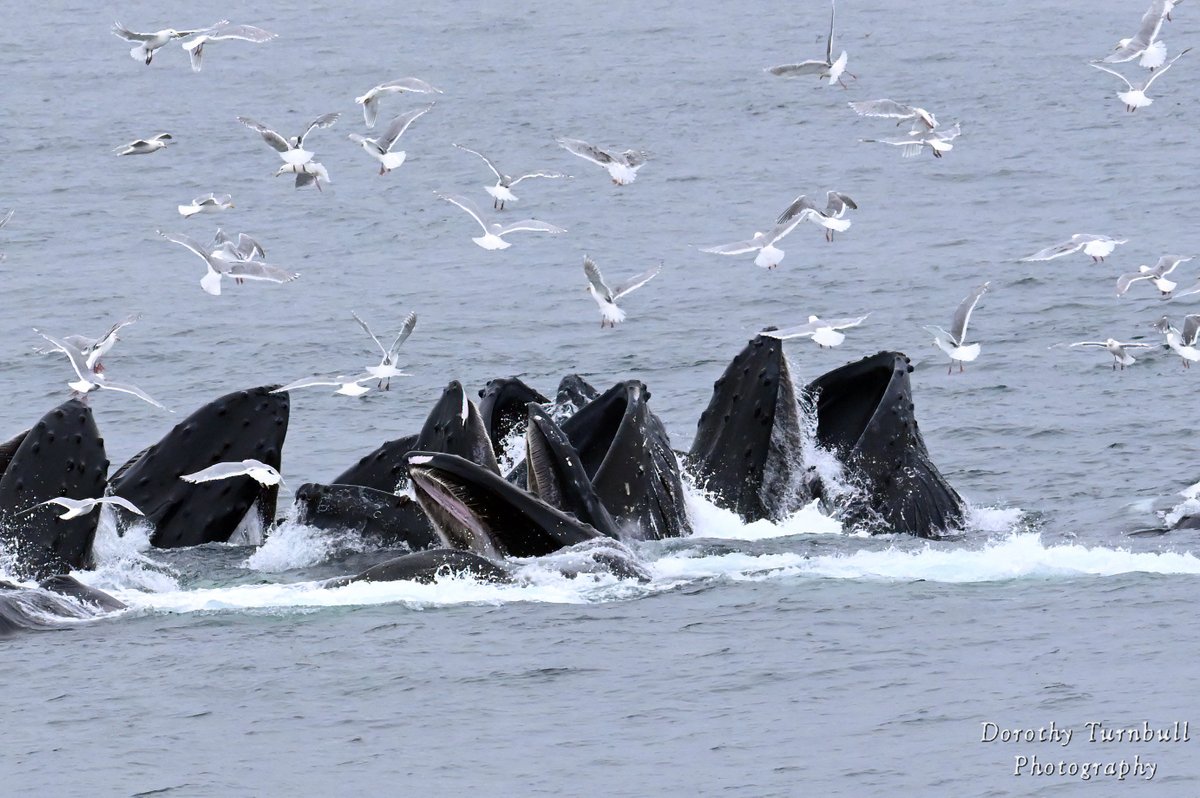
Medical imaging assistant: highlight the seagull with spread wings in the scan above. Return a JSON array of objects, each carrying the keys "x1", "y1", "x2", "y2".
[
  {"x1": 237, "y1": 112, "x2": 339, "y2": 167},
  {"x1": 181, "y1": 459, "x2": 284, "y2": 487},
  {"x1": 556, "y1": 138, "x2": 647, "y2": 185},
  {"x1": 355, "y1": 78, "x2": 442, "y2": 127},
  {"x1": 453, "y1": 144, "x2": 566, "y2": 209},
  {"x1": 348, "y1": 104, "x2": 434, "y2": 174},
  {"x1": 583, "y1": 256, "x2": 661, "y2": 328},
  {"x1": 436, "y1": 193, "x2": 566, "y2": 250},
  {"x1": 111, "y1": 20, "x2": 224, "y2": 64},
  {"x1": 765, "y1": 0, "x2": 854, "y2": 87},
  {"x1": 353, "y1": 310, "x2": 417, "y2": 388},
  {"x1": 181, "y1": 22, "x2": 276, "y2": 72},
  {"x1": 1090, "y1": 48, "x2": 1191, "y2": 111},
  {"x1": 761, "y1": 314, "x2": 870, "y2": 348},
  {"x1": 19, "y1": 495, "x2": 144, "y2": 520},
  {"x1": 34, "y1": 329, "x2": 169, "y2": 410},
  {"x1": 925, "y1": 282, "x2": 990, "y2": 374},
  {"x1": 1019, "y1": 234, "x2": 1127, "y2": 263},
  {"x1": 159, "y1": 230, "x2": 298, "y2": 296},
  {"x1": 1069, "y1": 338, "x2": 1154, "y2": 370}
]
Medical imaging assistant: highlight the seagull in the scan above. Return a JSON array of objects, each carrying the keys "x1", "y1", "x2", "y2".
[
  {"x1": 158, "y1": 230, "x2": 298, "y2": 295},
  {"x1": 925, "y1": 282, "x2": 989, "y2": 374},
  {"x1": 1116, "y1": 255, "x2": 1191, "y2": 296},
  {"x1": 353, "y1": 310, "x2": 416, "y2": 388},
  {"x1": 211, "y1": 229, "x2": 265, "y2": 263},
  {"x1": 272, "y1": 374, "x2": 375, "y2": 397},
  {"x1": 556, "y1": 138, "x2": 647, "y2": 185},
  {"x1": 1164, "y1": 275, "x2": 1200, "y2": 300},
  {"x1": 760, "y1": 313, "x2": 870, "y2": 348},
  {"x1": 41, "y1": 314, "x2": 143, "y2": 374},
  {"x1": 583, "y1": 256, "x2": 661, "y2": 328},
  {"x1": 1154, "y1": 315, "x2": 1200, "y2": 367},
  {"x1": 700, "y1": 209, "x2": 811, "y2": 270},
  {"x1": 347, "y1": 104, "x2": 434, "y2": 175},
  {"x1": 1089, "y1": 48, "x2": 1191, "y2": 111},
  {"x1": 436, "y1": 193, "x2": 566, "y2": 250},
  {"x1": 180, "y1": 459, "x2": 285, "y2": 488},
  {"x1": 1101, "y1": 0, "x2": 1174, "y2": 68},
  {"x1": 860, "y1": 122, "x2": 961, "y2": 158},
  {"x1": 19, "y1": 495, "x2": 144, "y2": 520},
  {"x1": 0, "y1": 208, "x2": 12, "y2": 261},
  {"x1": 452, "y1": 144, "x2": 566, "y2": 210},
  {"x1": 180, "y1": 22, "x2": 276, "y2": 72},
  {"x1": 355, "y1": 78, "x2": 443, "y2": 128},
  {"x1": 764, "y1": 0, "x2": 854, "y2": 87},
  {"x1": 237, "y1": 113, "x2": 339, "y2": 166},
  {"x1": 178, "y1": 193, "x2": 234, "y2": 218},
  {"x1": 774, "y1": 193, "x2": 855, "y2": 241},
  {"x1": 115, "y1": 133, "x2": 172, "y2": 156},
  {"x1": 275, "y1": 161, "x2": 332, "y2": 191},
  {"x1": 34, "y1": 330, "x2": 169, "y2": 410},
  {"x1": 1069, "y1": 338, "x2": 1153, "y2": 370},
  {"x1": 848, "y1": 99, "x2": 938, "y2": 132},
  {"x1": 1019, "y1": 234, "x2": 1127, "y2": 263},
  {"x1": 111, "y1": 21, "x2": 224, "y2": 64}
]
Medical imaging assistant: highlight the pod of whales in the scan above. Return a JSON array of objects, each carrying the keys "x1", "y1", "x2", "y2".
[{"x1": 0, "y1": 337, "x2": 982, "y2": 632}]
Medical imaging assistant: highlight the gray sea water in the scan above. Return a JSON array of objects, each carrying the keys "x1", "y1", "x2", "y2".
[{"x1": 3, "y1": 0, "x2": 1200, "y2": 795}]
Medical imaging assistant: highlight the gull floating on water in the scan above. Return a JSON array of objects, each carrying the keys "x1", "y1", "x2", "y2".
[
  {"x1": 353, "y1": 310, "x2": 416, "y2": 389},
  {"x1": 237, "y1": 113, "x2": 339, "y2": 167},
  {"x1": 355, "y1": 78, "x2": 442, "y2": 128},
  {"x1": 111, "y1": 20, "x2": 224, "y2": 64},
  {"x1": 765, "y1": 0, "x2": 854, "y2": 87},
  {"x1": 453, "y1": 144, "x2": 566, "y2": 210},
  {"x1": 1089, "y1": 48, "x2": 1190, "y2": 111},
  {"x1": 272, "y1": 373, "x2": 375, "y2": 397},
  {"x1": 775, "y1": 192, "x2": 856, "y2": 241},
  {"x1": 1101, "y1": 0, "x2": 1177, "y2": 68},
  {"x1": 116, "y1": 133, "x2": 172, "y2": 156},
  {"x1": 1154, "y1": 315, "x2": 1200, "y2": 367},
  {"x1": 556, "y1": 138, "x2": 647, "y2": 185},
  {"x1": 1116, "y1": 255, "x2": 1191, "y2": 296},
  {"x1": 19, "y1": 495, "x2": 144, "y2": 520},
  {"x1": 861, "y1": 122, "x2": 961, "y2": 158},
  {"x1": 583, "y1": 256, "x2": 661, "y2": 328},
  {"x1": 34, "y1": 329, "x2": 169, "y2": 410},
  {"x1": 436, "y1": 193, "x2": 566, "y2": 250},
  {"x1": 761, "y1": 313, "x2": 870, "y2": 348},
  {"x1": 348, "y1": 104, "x2": 434, "y2": 174},
  {"x1": 178, "y1": 193, "x2": 233, "y2": 218},
  {"x1": 925, "y1": 282, "x2": 989, "y2": 374},
  {"x1": 158, "y1": 230, "x2": 298, "y2": 295},
  {"x1": 1069, "y1": 338, "x2": 1153, "y2": 370},
  {"x1": 180, "y1": 459, "x2": 284, "y2": 487},
  {"x1": 1019, "y1": 234, "x2": 1127, "y2": 263},
  {"x1": 181, "y1": 22, "x2": 276, "y2": 72},
  {"x1": 849, "y1": 99, "x2": 938, "y2": 132}
]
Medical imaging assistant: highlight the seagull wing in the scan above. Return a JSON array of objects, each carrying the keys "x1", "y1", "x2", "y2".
[
  {"x1": 613, "y1": 263, "x2": 662, "y2": 299},
  {"x1": 556, "y1": 138, "x2": 614, "y2": 166},
  {"x1": 180, "y1": 461, "x2": 256, "y2": 483},
  {"x1": 237, "y1": 117, "x2": 290, "y2": 153},
  {"x1": 386, "y1": 312, "x2": 418, "y2": 360},
  {"x1": 764, "y1": 214, "x2": 807, "y2": 245},
  {"x1": 776, "y1": 194, "x2": 821, "y2": 226},
  {"x1": 159, "y1": 230, "x2": 216, "y2": 263},
  {"x1": 352, "y1": 311, "x2": 388, "y2": 358},
  {"x1": 1117, "y1": 270, "x2": 1155, "y2": 295},
  {"x1": 297, "y1": 112, "x2": 340, "y2": 147},
  {"x1": 826, "y1": 0, "x2": 837, "y2": 64},
  {"x1": 236, "y1": 233, "x2": 265, "y2": 260},
  {"x1": 700, "y1": 239, "x2": 760, "y2": 256},
  {"x1": 34, "y1": 330, "x2": 92, "y2": 384},
  {"x1": 375, "y1": 77, "x2": 442, "y2": 94},
  {"x1": 453, "y1": 143, "x2": 502, "y2": 180},
  {"x1": 1143, "y1": 47, "x2": 1191, "y2": 90},
  {"x1": 509, "y1": 171, "x2": 566, "y2": 186},
  {"x1": 100, "y1": 495, "x2": 146, "y2": 516},
  {"x1": 826, "y1": 191, "x2": 857, "y2": 213},
  {"x1": 952, "y1": 282, "x2": 990, "y2": 342},
  {"x1": 201, "y1": 23, "x2": 277, "y2": 42},
  {"x1": 100, "y1": 379, "x2": 170, "y2": 411},
  {"x1": 111, "y1": 23, "x2": 155, "y2": 42},
  {"x1": 1068, "y1": 341, "x2": 1109, "y2": 349},
  {"x1": 848, "y1": 99, "x2": 916, "y2": 119},
  {"x1": 0, "y1": 209, "x2": 13, "y2": 229},
  {"x1": 437, "y1": 193, "x2": 490, "y2": 234},
  {"x1": 1019, "y1": 238, "x2": 1087, "y2": 262},
  {"x1": 378, "y1": 104, "x2": 433, "y2": 151},
  {"x1": 583, "y1": 256, "x2": 612, "y2": 300},
  {"x1": 496, "y1": 219, "x2": 566, "y2": 236},
  {"x1": 225, "y1": 261, "x2": 298, "y2": 284},
  {"x1": 1183, "y1": 314, "x2": 1200, "y2": 346},
  {"x1": 761, "y1": 322, "x2": 821, "y2": 340},
  {"x1": 822, "y1": 312, "x2": 871, "y2": 331},
  {"x1": 273, "y1": 373, "x2": 373, "y2": 393},
  {"x1": 1088, "y1": 62, "x2": 1135, "y2": 90},
  {"x1": 765, "y1": 61, "x2": 828, "y2": 77}
]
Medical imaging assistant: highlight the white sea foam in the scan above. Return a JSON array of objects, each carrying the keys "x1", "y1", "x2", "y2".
[{"x1": 244, "y1": 520, "x2": 371, "y2": 572}]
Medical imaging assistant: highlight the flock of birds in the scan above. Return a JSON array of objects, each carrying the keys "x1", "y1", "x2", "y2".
[{"x1": 0, "y1": 1, "x2": 1195, "y2": 520}]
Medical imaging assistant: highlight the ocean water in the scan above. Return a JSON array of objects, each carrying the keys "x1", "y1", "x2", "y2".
[{"x1": 3, "y1": 0, "x2": 1200, "y2": 795}]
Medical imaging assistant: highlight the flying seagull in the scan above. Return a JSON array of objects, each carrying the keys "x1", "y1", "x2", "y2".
[
  {"x1": 158, "y1": 230, "x2": 298, "y2": 295},
  {"x1": 702, "y1": 196, "x2": 839, "y2": 269},
  {"x1": 1090, "y1": 48, "x2": 1191, "y2": 111},
  {"x1": 347, "y1": 104, "x2": 434, "y2": 174},
  {"x1": 436, "y1": 193, "x2": 566, "y2": 250},
  {"x1": 355, "y1": 78, "x2": 442, "y2": 128},
  {"x1": 272, "y1": 374, "x2": 375, "y2": 397},
  {"x1": 19, "y1": 495, "x2": 144, "y2": 520},
  {"x1": 764, "y1": 0, "x2": 854, "y2": 87},
  {"x1": 353, "y1": 310, "x2": 416, "y2": 388},
  {"x1": 237, "y1": 113, "x2": 339, "y2": 166},
  {"x1": 115, "y1": 133, "x2": 172, "y2": 156},
  {"x1": 775, "y1": 193, "x2": 855, "y2": 241},
  {"x1": 583, "y1": 256, "x2": 661, "y2": 328},
  {"x1": 1069, "y1": 338, "x2": 1154, "y2": 370},
  {"x1": 453, "y1": 144, "x2": 566, "y2": 210},
  {"x1": 1116, "y1": 255, "x2": 1191, "y2": 296},
  {"x1": 180, "y1": 459, "x2": 284, "y2": 487},
  {"x1": 34, "y1": 330, "x2": 169, "y2": 410},
  {"x1": 37, "y1": 314, "x2": 143, "y2": 375},
  {"x1": 1101, "y1": 0, "x2": 1175, "y2": 68},
  {"x1": 178, "y1": 193, "x2": 234, "y2": 218},
  {"x1": 1154, "y1": 315, "x2": 1200, "y2": 367},
  {"x1": 556, "y1": 138, "x2": 647, "y2": 185},
  {"x1": 848, "y1": 99, "x2": 938, "y2": 132},
  {"x1": 111, "y1": 20, "x2": 224, "y2": 64},
  {"x1": 760, "y1": 313, "x2": 870, "y2": 348},
  {"x1": 1019, "y1": 234, "x2": 1127, "y2": 263},
  {"x1": 181, "y1": 22, "x2": 276, "y2": 72},
  {"x1": 860, "y1": 122, "x2": 961, "y2": 158},
  {"x1": 275, "y1": 161, "x2": 332, "y2": 191},
  {"x1": 925, "y1": 282, "x2": 989, "y2": 373}
]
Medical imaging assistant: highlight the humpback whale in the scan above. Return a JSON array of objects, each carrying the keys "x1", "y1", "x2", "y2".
[
  {"x1": 0, "y1": 399, "x2": 109, "y2": 579},
  {"x1": 553, "y1": 374, "x2": 599, "y2": 420},
  {"x1": 330, "y1": 433, "x2": 418, "y2": 492},
  {"x1": 406, "y1": 451, "x2": 602, "y2": 558},
  {"x1": 478, "y1": 377, "x2": 549, "y2": 454},
  {"x1": 110, "y1": 386, "x2": 290, "y2": 548},
  {"x1": 560, "y1": 381, "x2": 691, "y2": 539},
  {"x1": 326, "y1": 548, "x2": 512, "y2": 586},
  {"x1": 688, "y1": 334, "x2": 809, "y2": 522},
  {"x1": 414, "y1": 381, "x2": 501, "y2": 474},
  {"x1": 0, "y1": 579, "x2": 120, "y2": 636},
  {"x1": 804, "y1": 351, "x2": 964, "y2": 538},
  {"x1": 294, "y1": 482, "x2": 440, "y2": 551}
]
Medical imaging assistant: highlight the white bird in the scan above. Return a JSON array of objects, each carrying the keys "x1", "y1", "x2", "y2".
[
  {"x1": 40, "y1": 314, "x2": 142, "y2": 374},
  {"x1": 115, "y1": 133, "x2": 172, "y2": 156},
  {"x1": 111, "y1": 21, "x2": 223, "y2": 64},
  {"x1": 701, "y1": 198, "x2": 830, "y2": 269},
  {"x1": 925, "y1": 282, "x2": 989, "y2": 374},
  {"x1": 556, "y1": 138, "x2": 647, "y2": 185},
  {"x1": 452, "y1": 144, "x2": 566, "y2": 210},
  {"x1": 1116, "y1": 255, "x2": 1191, "y2": 296},
  {"x1": 275, "y1": 161, "x2": 332, "y2": 192},
  {"x1": 19, "y1": 495, "x2": 144, "y2": 520},
  {"x1": 760, "y1": 314, "x2": 870, "y2": 348},
  {"x1": 860, "y1": 122, "x2": 961, "y2": 158},
  {"x1": 0, "y1": 208, "x2": 13, "y2": 261},
  {"x1": 764, "y1": 0, "x2": 853, "y2": 87},
  {"x1": 180, "y1": 22, "x2": 276, "y2": 72},
  {"x1": 1019, "y1": 234, "x2": 1127, "y2": 263},
  {"x1": 1154, "y1": 315, "x2": 1200, "y2": 367},
  {"x1": 158, "y1": 230, "x2": 298, "y2": 295},
  {"x1": 237, "y1": 113, "x2": 339, "y2": 166},
  {"x1": 583, "y1": 256, "x2": 661, "y2": 328},
  {"x1": 1102, "y1": 0, "x2": 1175, "y2": 68},
  {"x1": 1069, "y1": 338, "x2": 1153, "y2": 370},
  {"x1": 210, "y1": 229, "x2": 265, "y2": 263},
  {"x1": 355, "y1": 78, "x2": 443, "y2": 128},
  {"x1": 178, "y1": 193, "x2": 234, "y2": 218},
  {"x1": 272, "y1": 374, "x2": 375, "y2": 397},
  {"x1": 848, "y1": 99, "x2": 938, "y2": 132},
  {"x1": 353, "y1": 310, "x2": 416, "y2": 389},
  {"x1": 347, "y1": 104, "x2": 434, "y2": 174},
  {"x1": 34, "y1": 330, "x2": 170, "y2": 410},
  {"x1": 436, "y1": 193, "x2": 566, "y2": 250},
  {"x1": 180, "y1": 459, "x2": 285, "y2": 487},
  {"x1": 774, "y1": 193, "x2": 856, "y2": 241},
  {"x1": 1089, "y1": 48, "x2": 1191, "y2": 111}
]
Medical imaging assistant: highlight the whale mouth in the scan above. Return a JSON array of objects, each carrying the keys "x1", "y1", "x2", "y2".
[
  {"x1": 808, "y1": 356, "x2": 893, "y2": 454},
  {"x1": 407, "y1": 462, "x2": 503, "y2": 559}
]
